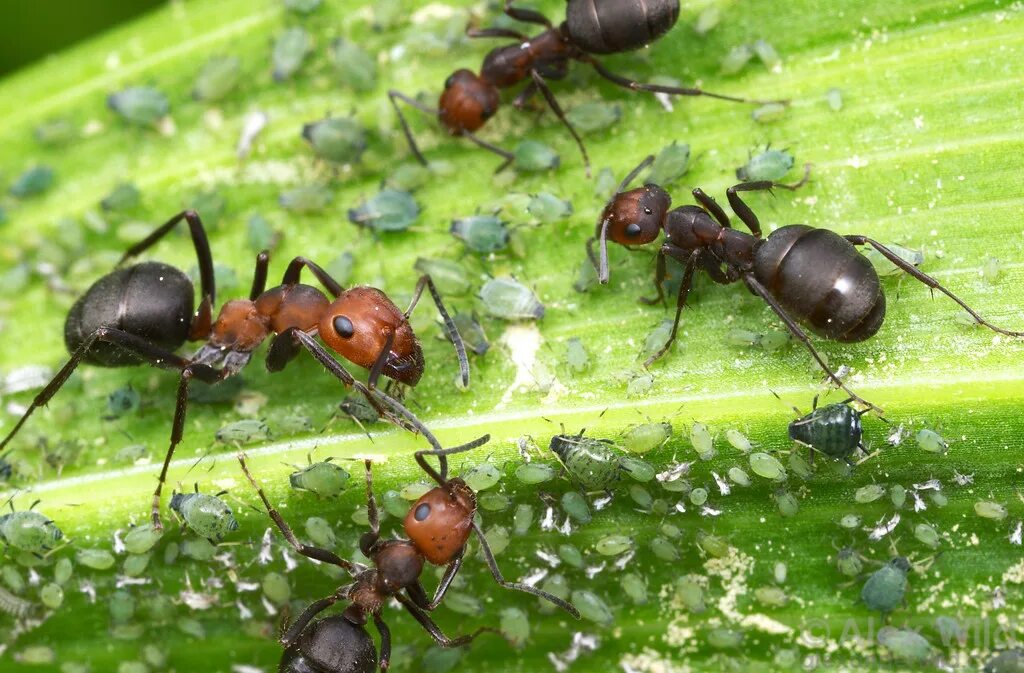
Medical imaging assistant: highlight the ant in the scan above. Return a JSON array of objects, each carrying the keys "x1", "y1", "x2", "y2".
[
  {"x1": 0, "y1": 210, "x2": 470, "y2": 529},
  {"x1": 238, "y1": 435, "x2": 579, "y2": 672},
  {"x1": 389, "y1": 0, "x2": 780, "y2": 175},
  {"x1": 588, "y1": 156, "x2": 1024, "y2": 410}
]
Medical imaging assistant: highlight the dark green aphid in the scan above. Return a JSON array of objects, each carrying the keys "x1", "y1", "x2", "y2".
[
  {"x1": 279, "y1": 185, "x2": 332, "y2": 213},
  {"x1": 450, "y1": 215, "x2": 509, "y2": 253},
  {"x1": 108, "y1": 86, "x2": 169, "y2": 126},
  {"x1": 450, "y1": 312, "x2": 489, "y2": 356},
  {"x1": 861, "y1": 557, "x2": 911, "y2": 615},
  {"x1": 329, "y1": 39, "x2": 377, "y2": 91},
  {"x1": 736, "y1": 148, "x2": 795, "y2": 182},
  {"x1": 0, "y1": 510, "x2": 63, "y2": 553},
  {"x1": 835, "y1": 547, "x2": 863, "y2": 577},
  {"x1": 272, "y1": 27, "x2": 312, "y2": 81},
  {"x1": 348, "y1": 189, "x2": 419, "y2": 232},
  {"x1": 565, "y1": 101, "x2": 621, "y2": 134},
  {"x1": 646, "y1": 142, "x2": 690, "y2": 185},
  {"x1": 215, "y1": 419, "x2": 270, "y2": 444},
  {"x1": 290, "y1": 460, "x2": 351, "y2": 498},
  {"x1": 33, "y1": 118, "x2": 75, "y2": 146},
  {"x1": 573, "y1": 256, "x2": 599, "y2": 293},
  {"x1": 169, "y1": 492, "x2": 238, "y2": 542},
  {"x1": 302, "y1": 117, "x2": 367, "y2": 164},
  {"x1": 9, "y1": 165, "x2": 54, "y2": 198},
  {"x1": 414, "y1": 258, "x2": 472, "y2": 296},
  {"x1": 284, "y1": 0, "x2": 321, "y2": 13},
  {"x1": 479, "y1": 277, "x2": 544, "y2": 320},
  {"x1": 789, "y1": 401, "x2": 865, "y2": 461},
  {"x1": 339, "y1": 393, "x2": 381, "y2": 425},
  {"x1": 106, "y1": 385, "x2": 141, "y2": 418},
  {"x1": 100, "y1": 182, "x2": 141, "y2": 211},
  {"x1": 514, "y1": 140, "x2": 559, "y2": 171},
  {"x1": 984, "y1": 650, "x2": 1024, "y2": 673},
  {"x1": 192, "y1": 55, "x2": 241, "y2": 101}
]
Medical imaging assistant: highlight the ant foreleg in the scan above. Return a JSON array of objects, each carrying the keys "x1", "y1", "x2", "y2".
[
  {"x1": 387, "y1": 90, "x2": 437, "y2": 167},
  {"x1": 692, "y1": 189, "x2": 732, "y2": 228},
  {"x1": 465, "y1": 26, "x2": 529, "y2": 41},
  {"x1": 359, "y1": 460, "x2": 382, "y2": 556},
  {"x1": 530, "y1": 70, "x2": 590, "y2": 177},
  {"x1": 503, "y1": 0, "x2": 553, "y2": 28},
  {"x1": 118, "y1": 209, "x2": 216, "y2": 305},
  {"x1": 743, "y1": 274, "x2": 883, "y2": 413},
  {"x1": 409, "y1": 551, "x2": 465, "y2": 610},
  {"x1": 461, "y1": 129, "x2": 516, "y2": 173},
  {"x1": 396, "y1": 593, "x2": 499, "y2": 646},
  {"x1": 644, "y1": 249, "x2": 700, "y2": 367},
  {"x1": 616, "y1": 155, "x2": 655, "y2": 194},
  {"x1": 638, "y1": 248, "x2": 669, "y2": 307},
  {"x1": 406, "y1": 274, "x2": 469, "y2": 386},
  {"x1": 281, "y1": 256, "x2": 345, "y2": 297},
  {"x1": 725, "y1": 166, "x2": 811, "y2": 237},
  {"x1": 413, "y1": 434, "x2": 492, "y2": 485},
  {"x1": 846, "y1": 235, "x2": 1024, "y2": 338}
]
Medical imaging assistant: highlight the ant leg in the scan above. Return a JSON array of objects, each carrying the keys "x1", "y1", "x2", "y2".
[
  {"x1": 387, "y1": 90, "x2": 437, "y2": 167},
  {"x1": 725, "y1": 168, "x2": 810, "y2": 237},
  {"x1": 359, "y1": 460, "x2": 382, "y2": 556},
  {"x1": 466, "y1": 26, "x2": 529, "y2": 41},
  {"x1": 638, "y1": 248, "x2": 668, "y2": 306},
  {"x1": 616, "y1": 155, "x2": 656, "y2": 194},
  {"x1": 743, "y1": 274, "x2": 883, "y2": 412},
  {"x1": 593, "y1": 218, "x2": 611, "y2": 283},
  {"x1": 406, "y1": 275, "x2": 470, "y2": 387},
  {"x1": 367, "y1": 330, "x2": 397, "y2": 390},
  {"x1": 374, "y1": 615, "x2": 392, "y2": 671},
  {"x1": 512, "y1": 80, "x2": 538, "y2": 110},
  {"x1": 249, "y1": 251, "x2": 270, "y2": 300},
  {"x1": 502, "y1": 0, "x2": 553, "y2": 28},
  {"x1": 237, "y1": 453, "x2": 357, "y2": 572},
  {"x1": 645, "y1": 249, "x2": 700, "y2": 367},
  {"x1": 119, "y1": 210, "x2": 216, "y2": 305},
  {"x1": 396, "y1": 593, "x2": 497, "y2": 645},
  {"x1": 578, "y1": 54, "x2": 787, "y2": 106},
  {"x1": 281, "y1": 256, "x2": 345, "y2": 297},
  {"x1": 774, "y1": 163, "x2": 812, "y2": 190},
  {"x1": 472, "y1": 520, "x2": 581, "y2": 618},
  {"x1": 529, "y1": 70, "x2": 590, "y2": 177},
  {"x1": 281, "y1": 587, "x2": 350, "y2": 646},
  {"x1": 846, "y1": 235, "x2": 1024, "y2": 338},
  {"x1": 408, "y1": 550, "x2": 465, "y2": 610},
  {"x1": 692, "y1": 189, "x2": 731, "y2": 228},
  {"x1": 460, "y1": 130, "x2": 516, "y2": 173},
  {"x1": 413, "y1": 434, "x2": 491, "y2": 485}
]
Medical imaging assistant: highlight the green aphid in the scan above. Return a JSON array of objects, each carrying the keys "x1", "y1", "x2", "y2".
[
  {"x1": 499, "y1": 607, "x2": 530, "y2": 648},
  {"x1": 754, "y1": 586, "x2": 788, "y2": 607},
  {"x1": 40, "y1": 582, "x2": 64, "y2": 609},
  {"x1": 338, "y1": 393, "x2": 381, "y2": 426},
  {"x1": 621, "y1": 422, "x2": 672, "y2": 454},
  {"x1": 689, "y1": 422, "x2": 716, "y2": 460},
  {"x1": 169, "y1": 492, "x2": 238, "y2": 543},
  {"x1": 573, "y1": 256, "x2": 599, "y2": 293},
  {"x1": 348, "y1": 190, "x2": 419, "y2": 233},
  {"x1": 329, "y1": 39, "x2": 377, "y2": 92},
  {"x1": 594, "y1": 534, "x2": 632, "y2": 556},
  {"x1": 749, "y1": 452, "x2": 786, "y2": 481},
  {"x1": 479, "y1": 277, "x2": 544, "y2": 320},
  {"x1": 561, "y1": 491, "x2": 592, "y2": 524},
  {"x1": 647, "y1": 142, "x2": 690, "y2": 185},
  {"x1": 386, "y1": 163, "x2": 432, "y2": 192},
  {"x1": 304, "y1": 517, "x2": 336, "y2": 548},
  {"x1": 262, "y1": 571, "x2": 291, "y2": 605},
  {"x1": 513, "y1": 504, "x2": 533, "y2": 535},
  {"x1": 650, "y1": 536, "x2": 679, "y2": 562},
  {"x1": 33, "y1": 118, "x2": 75, "y2": 146},
  {"x1": 696, "y1": 531, "x2": 730, "y2": 558},
  {"x1": 415, "y1": 258, "x2": 471, "y2": 296},
  {"x1": 676, "y1": 577, "x2": 706, "y2": 613},
  {"x1": 565, "y1": 337, "x2": 590, "y2": 374},
  {"x1": 622, "y1": 573, "x2": 648, "y2": 604},
  {"x1": 107, "y1": 86, "x2": 168, "y2": 126},
  {"x1": 290, "y1": 460, "x2": 351, "y2": 498},
  {"x1": 914, "y1": 523, "x2": 941, "y2": 549},
  {"x1": 641, "y1": 319, "x2": 675, "y2": 361},
  {"x1": 0, "y1": 510, "x2": 63, "y2": 553},
  {"x1": 789, "y1": 402, "x2": 864, "y2": 461},
  {"x1": 527, "y1": 192, "x2": 573, "y2": 223},
  {"x1": 725, "y1": 428, "x2": 754, "y2": 453},
  {"x1": 463, "y1": 462, "x2": 501, "y2": 491},
  {"x1": 123, "y1": 552, "x2": 151, "y2": 577},
  {"x1": 720, "y1": 44, "x2": 754, "y2": 74},
  {"x1": 864, "y1": 243, "x2": 924, "y2": 277},
  {"x1": 558, "y1": 543, "x2": 584, "y2": 568},
  {"x1": 481, "y1": 525, "x2": 509, "y2": 556},
  {"x1": 515, "y1": 462, "x2": 556, "y2": 485},
  {"x1": 284, "y1": 0, "x2": 320, "y2": 13},
  {"x1": 878, "y1": 626, "x2": 934, "y2": 663},
  {"x1": 272, "y1": 27, "x2": 312, "y2": 81},
  {"x1": 302, "y1": 117, "x2": 367, "y2": 164},
  {"x1": 2, "y1": 565, "x2": 25, "y2": 593},
  {"x1": 449, "y1": 312, "x2": 489, "y2": 357},
  {"x1": 854, "y1": 483, "x2": 886, "y2": 504},
  {"x1": 707, "y1": 627, "x2": 744, "y2": 649},
  {"x1": 571, "y1": 590, "x2": 613, "y2": 626},
  {"x1": 100, "y1": 182, "x2": 141, "y2": 212},
  {"x1": 548, "y1": 433, "x2": 620, "y2": 490},
  {"x1": 215, "y1": 419, "x2": 271, "y2": 444},
  {"x1": 280, "y1": 185, "x2": 333, "y2": 214},
  {"x1": 861, "y1": 557, "x2": 911, "y2": 615},
  {"x1": 53, "y1": 557, "x2": 73, "y2": 585},
  {"x1": 192, "y1": 55, "x2": 241, "y2": 101},
  {"x1": 976, "y1": 501, "x2": 1008, "y2": 520},
  {"x1": 752, "y1": 102, "x2": 788, "y2": 123},
  {"x1": 629, "y1": 484, "x2": 653, "y2": 509},
  {"x1": 915, "y1": 428, "x2": 948, "y2": 455},
  {"x1": 773, "y1": 489, "x2": 799, "y2": 517},
  {"x1": 835, "y1": 547, "x2": 863, "y2": 577},
  {"x1": 514, "y1": 140, "x2": 559, "y2": 171},
  {"x1": 838, "y1": 514, "x2": 861, "y2": 530},
  {"x1": 689, "y1": 487, "x2": 708, "y2": 506},
  {"x1": 450, "y1": 215, "x2": 509, "y2": 253},
  {"x1": 123, "y1": 523, "x2": 162, "y2": 555},
  {"x1": 9, "y1": 165, "x2": 54, "y2": 198},
  {"x1": 75, "y1": 548, "x2": 115, "y2": 570},
  {"x1": 736, "y1": 148, "x2": 795, "y2": 183},
  {"x1": 565, "y1": 101, "x2": 621, "y2": 134},
  {"x1": 106, "y1": 385, "x2": 141, "y2": 418}
]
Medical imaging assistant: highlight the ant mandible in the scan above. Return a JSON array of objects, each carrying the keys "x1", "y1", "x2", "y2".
[
  {"x1": 238, "y1": 435, "x2": 579, "y2": 673},
  {"x1": 589, "y1": 156, "x2": 1024, "y2": 410},
  {"x1": 389, "y1": 0, "x2": 780, "y2": 175},
  {"x1": 0, "y1": 210, "x2": 470, "y2": 529}
]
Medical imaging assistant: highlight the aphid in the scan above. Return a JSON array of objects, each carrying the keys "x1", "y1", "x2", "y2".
[
  {"x1": 106, "y1": 385, "x2": 141, "y2": 419},
  {"x1": 272, "y1": 27, "x2": 312, "y2": 81},
  {"x1": 415, "y1": 258, "x2": 472, "y2": 297},
  {"x1": 675, "y1": 577, "x2": 706, "y2": 613},
  {"x1": 915, "y1": 428, "x2": 948, "y2": 455},
  {"x1": 192, "y1": 55, "x2": 241, "y2": 102},
  {"x1": 479, "y1": 492, "x2": 510, "y2": 511},
  {"x1": 262, "y1": 572, "x2": 291, "y2": 605},
  {"x1": 571, "y1": 590, "x2": 613, "y2": 626},
  {"x1": 725, "y1": 428, "x2": 754, "y2": 453},
  {"x1": 513, "y1": 504, "x2": 533, "y2": 535},
  {"x1": 33, "y1": 118, "x2": 75, "y2": 146},
  {"x1": 528, "y1": 192, "x2": 574, "y2": 223},
  {"x1": 689, "y1": 487, "x2": 708, "y2": 506},
  {"x1": 787, "y1": 397, "x2": 868, "y2": 463},
  {"x1": 914, "y1": 523, "x2": 940, "y2": 549},
  {"x1": 564, "y1": 101, "x2": 621, "y2": 134},
  {"x1": 101, "y1": 182, "x2": 141, "y2": 212},
  {"x1": 975, "y1": 501, "x2": 1009, "y2": 520},
  {"x1": 693, "y1": 6, "x2": 721, "y2": 35},
  {"x1": 108, "y1": 86, "x2": 169, "y2": 126},
  {"x1": 863, "y1": 242, "x2": 924, "y2": 277},
  {"x1": 647, "y1": 142, "x2": 691, "y2": 186},
  {"x1": 124, "y1": 523, "x2": 163, "y2": 555},
  {"x1": 736, "y1": 148, "x2": 798, "y2": 183},
  {"x1": 564, "y1": 337, "x2": 590, "y2": 374},
  {"x1": 773, "y1": 489, "x2": 799, "y2": 517},
  {"x1": 650, "y1": 536, "x2": 679, "y2": 562},
  {"x1": 622, "y1": 573, "x2": 648, "y2": 604},
  {"x1": 854, "y1": 484, "x2": 886, "y2": 504},
  {"x1": 641, "y1": 319, "x2": 675, "y2": 361},
  {"x1": 835, "y1": 547, "x2": 863, "y2": 577},
  {"x1": 215, "y1": 419, "x2": 271, "y2": 444},
  {"x1": 890, "y1": 484, "x2": 906, "y2": 509},
  {"x1": 984, "y1": 650, "x2": 1024, "y2": 673},
  {"x1": 302, "y1": 117, "x2": 368, "y2": 164},
  {"x1": 389, "y1": 0, "x2": 779, "y2": 173},
  {"x1": 169, "y1": 489, "x2": 238, "y2": 543},
  {"x1": 0, "y1": 507, "x2": 62, "y2": 553},
  {"x1": 561, "y1": 491, "x2": 592, "y2": 524},
  {"x1": 548, "y1": 431, "x2": 651, "y2": 490},
  {"x1": 499, "y1": 607, "x2": 530, "y2": 648},
  {"x1": 479, "y1": 277, "x2": 544, "y2": 320},
  {"x1": 707, "y1": 628, "x2": 744, "y2": 649},
  {"x1": 727, "y1": 467, "x2": 751, "y2": 487},
  {"x1": 0, "y1": 211, "x2": 470, "y2": 528},
  {"x1": 825, "y1": 87, "x2": 843, "y2": 111},
  {"x1": 749, "y1": 452, "x2": 786, "y2": 481},
  {"x1": 878, "y1": 626, "x2": 934, "y2": 663},
  {"x1": 861, "y1": 557, "x2": 911, "y2": 615},
  {"x1": 348, "y1": 190, "x2": 420, "y2": 233},
  {"x1": 330, "y1": 39, "x2": 377, "y2": 92},
  {"x1": 463, "y1": 462, "x2": 501, "y2": 491},
  {"x1": 304, "y1": 517, "x2": 336, "y2": 548},
  {"x1": 590, "y1": 157, "x2": 1024, "y2": 410},
  {"x1": 720, "y1": 44, "x2": 754, "y2": 74},
  {"x1": 279, "y1": 185, "x2": 333, "y2": 212},
  {"x1": 689, "y1": 422, "x2": 716, "y2": 460},
  {"x1": 752, "y1": 102, "x2": 788, "y2": 123},
  {"x1": 754, "y1": 586, "x2": 788, "y2": 607},
  {"x1": 238, "y1": 435, "x2": 578, "y2": 672},
  {"x1": 76, "y1": 548, "x2": 115, "y2": 570},
  {"x1": 515, "y1": 462, "x2": 556, "y2": 484},
  {"x1": 284, "y1": 0, "x2": 320, "y2": 13},
  {"x1": 621, "y1": 422, "x2": 672, "y2": 454},
  {"x1": 450, "y1": 215, "x2": 510, "y2": 253},
  {"x1": 9, "y1": 165, "x2": 54, "y2": 198}
]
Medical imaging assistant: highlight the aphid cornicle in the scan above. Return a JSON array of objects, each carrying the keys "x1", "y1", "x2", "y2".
[
  {"x1": 239, "y1": 434, "x2": 578, "y2": 673},
  {"x1": 0, "y1": 210, "x2": 470, "y2": 530},
  {"x1": 389, "y1": 0, "x2": 780, "y2": 173},
  {"x1": 589, "y1": 156, "x2": 1024, "y2": 410}
]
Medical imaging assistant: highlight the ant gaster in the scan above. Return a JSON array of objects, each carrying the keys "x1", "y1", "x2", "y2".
[
  {"x1": 389, "y1": 0, "x2": 780, "y2": 174},
  {"x1": 0, "y1": 211, "x2": 470, "y2": 529},
  {"x1": 589, "y1": 156, "x2": 1024, "y2": 410},
  {"x1": 238, "y1": 436, "x2": 579, "y2": 673}
]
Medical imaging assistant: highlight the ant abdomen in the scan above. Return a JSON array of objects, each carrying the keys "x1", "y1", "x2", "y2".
[
  {"x1": 280, "y1": 616, "x2": 377, "y2": 673},
  {"x1": 565, "y1": 0, "x2": 680, "y2": 54}
]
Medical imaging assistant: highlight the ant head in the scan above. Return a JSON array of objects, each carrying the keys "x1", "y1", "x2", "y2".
[
  {"x1": 374, "y1": 541, "x2": 425, "y2": 593},
  {"x1": 209, "y1": 299, "x2": 270, "y2": 351},
  {"x1": 403, "y1": 478, "x2": 476, "y2": 565},
  {"x1": 438, "y1": 69, "x2": 500, "y2": 134},
  {"x1": 318, "y1": 288, "x2": 423, "y2": 385},
  {"x1": 597, "y1": 185, "x2": 670, "y2": 247}
]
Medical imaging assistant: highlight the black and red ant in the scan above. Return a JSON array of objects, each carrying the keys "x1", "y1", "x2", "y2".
[
  {"x1": 589, "y1": 156, "x2": 1024, "y2": 409},
  {"x1": 389, "y1": 0, "x2": 780, "y2": 174},
  {"x1": 0, "y1": 210, "x2": 469, "y2": 529},
  {"x1": 238, "y1": 435, "x2": 579, "y2": 673}
]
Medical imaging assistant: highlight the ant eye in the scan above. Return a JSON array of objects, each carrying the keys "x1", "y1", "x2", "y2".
[
  {"x1": 333, "y1": 316, "x2": 355, "y2": 339},
  {"x1": 480, "y1": 106, "x2": 493, "y2": 121},
  {"x1": 444, "y1": 74, "x2": 455, "y2": 89},
  {"x1": 414, "y1": 503, "x2": 431, "y2": 521},
  {"x1": 625, "y1": 223, "x2": 643, "y2": 237}
]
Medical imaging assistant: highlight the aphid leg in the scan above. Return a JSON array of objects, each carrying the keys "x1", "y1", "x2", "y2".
[
  {"x1": 281, "y1": 256, "x2": 345, "y2": 297},
  {"x1": 396, "y1": 593, "x2": 498, "y2": 645},
  {"x1": 692, "y1": 189, "x2": 732, "y2": 228},
  {"x1": 576, "y1": 53, "x2": 788, "y2": 105},
  {"x1": 502, "y1": 0, "x2": 554, "y2": 28},
  {"x1": 413, "y1": 434, "x2": 492, "y2": 486},
  {"x1": 617, "y1": 155, "x2": 655, "y2": 194},
  {"x1": 118, "y1": 209, "x2": 216, "y2": 305},
  {"x1": 471, "y1": 520, "x2": 581, "y2": 618},
  {"x1": 743, "y1": 275, "x2": 884, "y2": 413},
  {"x1": 280, "y1": 587, "x2": 350, "y2": 647},
  {"x1": 776, "y1": 163, "x2": 813, "y2": 190},
  {"x1": 374, "y1": 614, "x2": 392, "y2": 670},
  {"x1": 529, "y1": 70, "x2": 590, "y2": 177},
  {"x1": 638, "y1": 248, "x2": 668, "y2": 307},
  {"x1": 845, "y1": 235, "x2": 1024, "y2": 338},
  {"x1": 249, "y1": 251, "x2": 270, "y2": 300},
  {"x1": 237, "y1": 453, "x2": 357, "y2": 573},
  {"x1": 408, "y1": 550, "x2": 465, "y2": 610},
  {"x1": 644, "y1": 248, "x2": 701, "y2": 367},
  {"x1": 406, "y1": 274, "x2": 470, "y2": 386},
  {"x1": 387, "y1": 90, "x2": 436, "y2": 167}
]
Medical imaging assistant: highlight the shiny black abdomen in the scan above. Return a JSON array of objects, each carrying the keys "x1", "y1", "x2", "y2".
[
  {"x1": 565, "y1": 0, "x2": 680, "y2": 54},
  {"x1": 63, "y1": 262, "x2": 194, "y2": 366},
  {"x1": 753, "y1": 225, "x2": 885, "y2": 342},
  {"x1": 788, "y1": 403, "x2": 862, "y2": 459},
  {"x1": 279, "y1": 617, "x2": 377, "y2": 673}
]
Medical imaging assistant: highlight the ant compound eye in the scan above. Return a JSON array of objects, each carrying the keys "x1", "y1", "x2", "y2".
[
  {"x1": 625, "y1": 223, "x2": 643, "y2": 237},
  {"x1": 414, "y1": 503, "x2": 431, "y2": 521},
  {"x1": 333, "y1": 315, "x2": 355, "y2": 339},
  {"x1": 444, "y1": 74, "x2": 455, "y2": 89}
]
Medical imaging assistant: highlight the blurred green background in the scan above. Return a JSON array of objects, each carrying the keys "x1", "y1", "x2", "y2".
[{"x1": 0, "y1": 0, "x2": 164, "y2": 76}]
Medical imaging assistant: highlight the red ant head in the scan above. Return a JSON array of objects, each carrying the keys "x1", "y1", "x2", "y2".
[
  {"x1": 318, "y1": 287, "x2": 424, "y2": 385},
  {"x1": 597, "y1": 185, "x2": 671, "y2": 246},
  {"x1": 404, "y1": 478, "x2": 476, "y2": 565},
  {"x1": 374, "y1": 541, "x2": 425, "y2": 593},
  {"x1": 438, "y1": 69, "x2": 500, "y2": 135}
]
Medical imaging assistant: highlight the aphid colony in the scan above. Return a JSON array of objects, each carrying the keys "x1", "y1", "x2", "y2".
[{"x1": 2, "y1": 0, "x2": 1023, "y2": 671}]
